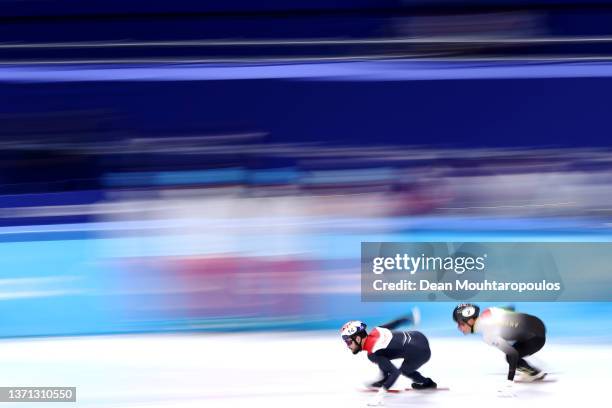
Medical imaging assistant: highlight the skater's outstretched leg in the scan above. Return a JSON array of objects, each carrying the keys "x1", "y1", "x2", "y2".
[{"x1": 378, "y1": 307, "x2": 421, "y2": 330}]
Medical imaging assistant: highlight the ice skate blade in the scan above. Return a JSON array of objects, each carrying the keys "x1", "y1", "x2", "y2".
[
  {"x1": 515, "y1": 373, "x2": 553, "y2": 383},
  {"x1": 361, "y1": 388, "x2": 402, "y2": 393}
]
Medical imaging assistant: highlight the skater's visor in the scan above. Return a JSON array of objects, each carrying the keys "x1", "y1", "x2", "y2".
[{"x1": 341, "y1": 335, "x2": 353, "y2": 345}]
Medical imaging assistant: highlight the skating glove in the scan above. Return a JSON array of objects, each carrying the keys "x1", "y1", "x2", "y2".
[
  {"x1": 497, "y1": 380, "x2": 516, "y2": 398},
  {"x1": 367, "y1": 388, "x2": 386, "y2": 406}
]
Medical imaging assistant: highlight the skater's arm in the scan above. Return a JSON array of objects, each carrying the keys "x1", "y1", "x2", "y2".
[
  {"x1": 368, "y1": 353, "x2": 400, "y2": 390},
  {"x1": 379, "y1": 316, "x2": 410, "y2": 330},
  {"x1": 488, "y1": 336, "x2": 519, "y2": 381},
  {"x1": 504, "y1": 348, "x2": 519, "y2": 381}
]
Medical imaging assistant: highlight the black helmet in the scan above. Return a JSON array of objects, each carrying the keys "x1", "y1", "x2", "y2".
[{"x1": 452, "y1": 303, "x2": 480, "y2": 323}]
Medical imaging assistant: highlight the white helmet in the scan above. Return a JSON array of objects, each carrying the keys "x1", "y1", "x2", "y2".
[{"x1": 340, "y1": 320, "x2": 367, "y2": 349}]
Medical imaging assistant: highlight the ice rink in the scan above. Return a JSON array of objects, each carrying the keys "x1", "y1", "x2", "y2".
[{"x1": 0, "y1": 332, "x2": 609, "y2": 407}]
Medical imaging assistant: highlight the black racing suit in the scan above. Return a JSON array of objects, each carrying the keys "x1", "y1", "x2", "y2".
[
  {"x1": 363, "y1": 321, "x2": 432, "y2": 390},
  {"x1": 475, "y1": 307, "x2": 546, "y2": 381}
]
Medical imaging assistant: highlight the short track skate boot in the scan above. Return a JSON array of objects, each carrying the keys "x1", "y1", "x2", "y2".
[
  {"x1": 517, "y1": 366, "x2": 546, "y2": 382},
  {"x1": 411, "y1": 378, "x2": 437, "y2": 390},
  {"x1": 521, "y1": 370, "x2": 547, "y2": 382},
  {"x1": 369, "y1": 380, "x2": 385, "y2": 388}
]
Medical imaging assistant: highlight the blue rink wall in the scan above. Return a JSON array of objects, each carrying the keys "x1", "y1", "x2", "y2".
[{"x1": 1, "y1": 223, "x2": 612, "y2": 340}]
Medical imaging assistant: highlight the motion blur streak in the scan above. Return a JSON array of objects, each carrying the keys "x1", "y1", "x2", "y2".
[{"x1": 1, "y1": 0, "x2": 612, "y2": 406}]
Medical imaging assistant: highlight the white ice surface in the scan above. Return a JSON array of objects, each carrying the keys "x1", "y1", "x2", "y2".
[{"x1": 0, "y1": 332, "x2": 609, "y2": 407}]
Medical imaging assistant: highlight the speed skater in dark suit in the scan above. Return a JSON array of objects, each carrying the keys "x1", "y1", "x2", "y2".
[{"x1": 341, "y1": 308, "x2": 437, "y2": 406}]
